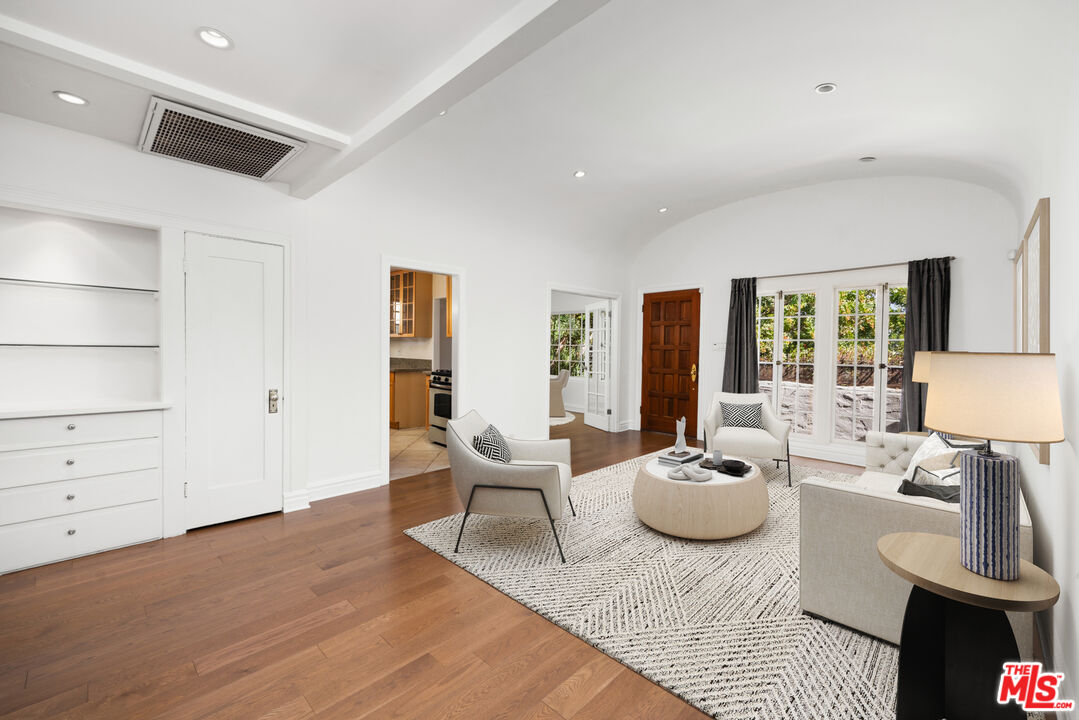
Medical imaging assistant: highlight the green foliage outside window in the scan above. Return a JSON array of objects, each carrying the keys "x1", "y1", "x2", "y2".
[{"x1": 550, "y1": 313, "x2": 586, "y2": 377}]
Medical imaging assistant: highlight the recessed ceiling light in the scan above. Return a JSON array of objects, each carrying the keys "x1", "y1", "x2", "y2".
[
  {"x1": 658, "y1": 207, "x2": 669, "y2": 213},
  {"x1": 814, "y1": 82, "x2": 837, "y2": 94},
  {"x1": 573, "y1": 170, "x2": 586, "y2": 178},
  {"x1": 438, "y1": 110, "x2": 447, "y2": 116},
  {"x1": 198, "y1": 27, "x2": 233, "y2": 49},
  {"x1": 52, "y1": 91, "x2": 88, "y2": 106},
  {"x1": 859, "y1": 156, "x2": 877, "y2": 162}
]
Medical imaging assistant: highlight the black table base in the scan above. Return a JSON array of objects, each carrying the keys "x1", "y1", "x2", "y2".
[{"x1": 897, "y1": 585, "x2": 1025, "y2": 720}]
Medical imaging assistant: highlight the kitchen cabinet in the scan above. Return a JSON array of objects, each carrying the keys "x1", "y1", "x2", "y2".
[
  {"x1": 389, "y1": 270, "x2": 432, "y2": 338},
  {"x1": 389, "y1": 371, "x2": 428, "y2": 429}
]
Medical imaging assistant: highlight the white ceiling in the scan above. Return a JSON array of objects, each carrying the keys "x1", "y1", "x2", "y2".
[
  {"x1": 0, "y1": 0, "x2": 1074, "y2": 239},
  {"x1": 0, "y1": 0, "x2": 514, "y2": 132}
]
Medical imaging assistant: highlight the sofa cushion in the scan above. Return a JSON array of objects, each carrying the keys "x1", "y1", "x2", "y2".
[
  {"x1": 902, "y1": 432, "x2": 954, "y2": 482},
  {"x1": 473, "y1": 424, "x2": 511, "y2": 463},
  {"x1": 720, "y1": 402, "x2": 763, "y2": 429},
  {"x1": 899, "y1": 479, "x2": 960, "y2": 503},
  {"x1": 855, "y1": 471, "x2": 904, "y2": 493},
  {"x1": 713, "y1": 426, "x2": 782, "y2": 458}
]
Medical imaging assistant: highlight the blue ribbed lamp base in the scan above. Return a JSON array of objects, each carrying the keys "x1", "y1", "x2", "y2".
[{"x1": 959, "y1": 450, "x2": 1020, "y2": 581}]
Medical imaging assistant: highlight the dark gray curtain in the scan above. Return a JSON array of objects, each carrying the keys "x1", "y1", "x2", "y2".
[
  {"x1": 901, "y1": 257, "x2": 951, "y2": 431},
  {"x1": 722, "y1": 277, "x2": 760, "y2": 393}
]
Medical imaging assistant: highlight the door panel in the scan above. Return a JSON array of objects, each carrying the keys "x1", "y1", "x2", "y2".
[
  {"x1": 185, "y1": 233, "x2": 284, "y2": 529},
  {"x1": 584, "y1": 299, "x2": 612, "y2": 431},
  {"x1": 641, "y1": 289, "x2": 700, "y2": 435}
]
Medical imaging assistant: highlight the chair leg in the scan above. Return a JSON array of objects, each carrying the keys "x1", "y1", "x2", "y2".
[
  {"x1": 537, "y1": 489, "x2": 566, "y2": 564},
  {"x1": 568, "y1": 495, "x2": 576, "y2": 517},
  {"x1": 787, "y1": 439, "x2": 792, "y2": 487},
  {"x1": 454, "y1": 485, "x2": 479, "y2": 553}
]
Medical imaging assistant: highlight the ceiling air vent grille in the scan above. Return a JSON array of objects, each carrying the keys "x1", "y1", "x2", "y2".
[{"x1": 138, "y1": 98, "x2": 305, "y2": 180}]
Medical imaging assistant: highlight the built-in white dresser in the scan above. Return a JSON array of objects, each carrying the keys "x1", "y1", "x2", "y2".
[
  {"x1": 0, "y1": 406, "x2": 167, "y2": 573},
  {"x1": 0, "y1": 205, "x2": 166, "y2": 574}
]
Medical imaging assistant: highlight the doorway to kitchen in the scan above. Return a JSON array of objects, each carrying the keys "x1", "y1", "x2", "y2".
[
  {"x1": 548, "y1": 287, "x2": 620, "y2": 433},
  {"x1": 385, "y1": 263, "x2": 460, "y2": 481}
]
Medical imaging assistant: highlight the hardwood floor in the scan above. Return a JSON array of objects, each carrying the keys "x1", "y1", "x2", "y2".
[{"x1": 0, "y1": 419, "x2": 859, "y2": 720}]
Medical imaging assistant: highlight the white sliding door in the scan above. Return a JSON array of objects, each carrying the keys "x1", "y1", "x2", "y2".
[
  {"x1": 185, "y1": 233, "x2": 284, "y2": 529},
  {"x1": 584, "y1": 299, "x2": 612, "y2": 431}
]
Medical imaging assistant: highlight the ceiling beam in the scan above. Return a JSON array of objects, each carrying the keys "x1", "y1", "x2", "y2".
[
  {"x1": 289, "y1": 0, "x2": 610, "y2": 199},
  {"x1": 0, "y1": 15, "x2": 350, "y2": 149}
]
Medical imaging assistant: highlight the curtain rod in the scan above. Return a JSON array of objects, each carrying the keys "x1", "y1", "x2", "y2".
[{"x1": 756, "y1": 257, "x2": 956, "y2": 281}]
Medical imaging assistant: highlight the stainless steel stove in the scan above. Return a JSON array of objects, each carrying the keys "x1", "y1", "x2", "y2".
[{"x1": 428, "y1": 369, "x2": 452, "y2": 446}]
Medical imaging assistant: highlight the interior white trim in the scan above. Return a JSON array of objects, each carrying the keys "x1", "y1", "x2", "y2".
[
  {"x1": 283, "y1": 489, "x2": 310, "y2": 513},
  {"x1": 380, "y1": 254, "x2": 467, "y2": 488},
  {"x1": 308, "y1": 470, "x2": 384, "y2": 504}
]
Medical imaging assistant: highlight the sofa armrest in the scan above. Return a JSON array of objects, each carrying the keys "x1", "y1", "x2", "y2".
[
  {"x1": 506, "y1": 437, "x2": 571, "y2": 467},
  {"x1": 800, "y1": 477, "x2": 1033, "y2": 657}
]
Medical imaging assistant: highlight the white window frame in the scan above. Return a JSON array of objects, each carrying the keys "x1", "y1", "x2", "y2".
[
  {"x1": 756, "y1": 289, "x2": 818, "y2": 437},
  {"x1": 757, "y1": 265, "x2": 906, "y2": 464}
]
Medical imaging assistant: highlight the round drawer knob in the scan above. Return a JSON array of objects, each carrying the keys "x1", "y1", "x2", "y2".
[
  {"x1": 66, "y1": 459, "x2": 75, "y2": 466},
  {"x1": 66, "y1": 494, "x2": 76, "y2": 500},
  {"x1": 67, "y1": 529, "x2": 76, "y2": 536},
  {"x1": 67, "y1": 424, "x2": 77, "y2": 430}
]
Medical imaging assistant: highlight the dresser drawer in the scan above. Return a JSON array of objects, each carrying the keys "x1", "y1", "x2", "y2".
[
  {"x1": 0, "y1": 438, "x2": 161, "y2": 491},
  {"x1": 0, "y1": 500, "x2": 162, "y2": 574},
  {"x1": 0, "y1": 411, "x2": 161, "y2": 452},
  {"x1": 0, "y1": 470, "x2": 161, "y2": 526}
]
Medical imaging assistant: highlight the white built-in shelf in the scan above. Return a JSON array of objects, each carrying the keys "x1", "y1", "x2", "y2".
[{"x1": 0, "y1": 277, "x2": 158, "y2": 294}]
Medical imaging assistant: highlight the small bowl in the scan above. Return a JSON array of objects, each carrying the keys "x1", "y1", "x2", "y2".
[{"x1": 721, "y1": 459, "x2": 747, "y2": 472}]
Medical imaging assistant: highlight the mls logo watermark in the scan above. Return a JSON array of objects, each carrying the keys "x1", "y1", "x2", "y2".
[{"x1": 998, "y1": 662, "x2": 1075, "y2": 711}]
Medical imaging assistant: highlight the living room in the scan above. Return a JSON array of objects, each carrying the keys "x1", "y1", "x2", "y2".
[{"x1": 0, "y1": 1, "x2": 1076, "y2": 718}]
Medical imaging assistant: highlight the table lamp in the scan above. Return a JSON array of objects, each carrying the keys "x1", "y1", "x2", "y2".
[
  {"x1": 911, "y1": 351, "x2": 933, "y2": 383},
  {"x1": 924, "y1": 352, "x2": 1064, "y2": 580}
]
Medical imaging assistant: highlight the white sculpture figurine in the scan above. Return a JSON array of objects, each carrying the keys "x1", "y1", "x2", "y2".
[{"x1": 674, "y1": 416, "x2": 687, "y2": 452}]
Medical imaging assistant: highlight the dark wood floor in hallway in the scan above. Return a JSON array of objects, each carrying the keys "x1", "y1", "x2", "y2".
[{"x1": 0, "y1": 418, "x2": 858, "y2": 719}]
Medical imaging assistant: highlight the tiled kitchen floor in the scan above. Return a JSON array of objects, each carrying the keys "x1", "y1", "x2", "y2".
[{"x1": 390, "y1": 426, "x2": 450, "y2": 480}]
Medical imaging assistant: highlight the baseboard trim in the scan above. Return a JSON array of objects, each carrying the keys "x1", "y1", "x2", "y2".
[
  {"x1": 563, "y1": 404, "x2": 586, "y2": 414},
  {"x1": 618, "y1": 421, "x2": 633, "y2": 432},
  {"x1": 308, "y1": 470, "x2": 385, "y2": 503},
  {"x1": 788, "y1": 439, "x2": 864, "y2": 467},
  {"x1": 283, "y1": 489, "x2": 310, "y2": 513}
]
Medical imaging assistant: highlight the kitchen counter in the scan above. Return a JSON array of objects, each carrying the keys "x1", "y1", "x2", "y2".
[{"x1": 390, "y1": 358, "x2": 431, "y2": 372}]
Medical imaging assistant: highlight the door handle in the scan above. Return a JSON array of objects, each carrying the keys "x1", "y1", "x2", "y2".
[
  {"x1": 690, "y1": 364, "x2": 697, "y2": 383},
  {"x1": 268, "y1": 389, "x2": 279, "y2": 414}
]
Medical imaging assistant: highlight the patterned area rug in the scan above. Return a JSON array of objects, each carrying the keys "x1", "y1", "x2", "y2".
[{"x1": 404, "y1": 454, "x2": 1036, "y2": 719}]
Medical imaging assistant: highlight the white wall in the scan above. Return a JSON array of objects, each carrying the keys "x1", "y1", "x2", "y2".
[
  {"x1": 0, "y1": 112, "x2": 632, "y2": 514},
  {"x1": 1012, "y1": 15, "x2": 1079, "y2": 693},
  {"x1": 624, "y1": 177, "x2": 1019, "y2": 447}
]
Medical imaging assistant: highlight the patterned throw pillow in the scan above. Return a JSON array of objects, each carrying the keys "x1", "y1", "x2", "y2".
[
  {"x1": 472, "y1": 424, "x2": 511, "y2": 463},
  {"x1": 720, "y1": 402, "x2": 763, "y2": 429}
]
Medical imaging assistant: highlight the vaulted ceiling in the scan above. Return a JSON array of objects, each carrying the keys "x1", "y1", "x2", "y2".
[{"x1": 1, "y1": 0, "x2": 1074, "y2": 245}]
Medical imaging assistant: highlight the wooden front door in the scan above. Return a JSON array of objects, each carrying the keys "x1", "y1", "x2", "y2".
[{"x1": 641, "y1": 289, "x2": 701, "y2": 436}]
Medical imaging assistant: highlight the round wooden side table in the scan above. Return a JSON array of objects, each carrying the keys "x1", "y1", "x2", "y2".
[{"x1": 878, "y1": 532, "x2": 1059, "y2": 720}]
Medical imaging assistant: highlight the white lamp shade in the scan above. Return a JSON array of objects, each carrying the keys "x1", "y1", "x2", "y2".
[
  {"x1": 912, "y1": 351, "x2": 933, "y2": 383},
  {"x1": 924, "y1": 352, "x2": 1064, "y2": 443}
]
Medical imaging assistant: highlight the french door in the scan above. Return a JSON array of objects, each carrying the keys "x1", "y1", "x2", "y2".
[
  {"x1": 832, "y1": 285, "x2": 906, "y2": 441},
  {"x1": 756, "y1": 291, "x2": 816, "y2": 435},
  {"x1": 584, "y1": 299, "x2": 612, "y2": 431}
]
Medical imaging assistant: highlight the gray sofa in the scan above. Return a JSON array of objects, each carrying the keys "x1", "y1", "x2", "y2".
[{"x1": 799, "y1": 431, "x2": 1034, "y2": 658}]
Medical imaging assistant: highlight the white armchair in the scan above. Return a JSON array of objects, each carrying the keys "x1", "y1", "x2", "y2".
[
  {"x1": 703, "y1": 391, "x2": 792, "y2": 486},
  {"x1": 550, "y1": 369, "x2": 569, "y2": 417},
  {"x1": 446, "y1": 410, "x2": 575, "y2": 562}
]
